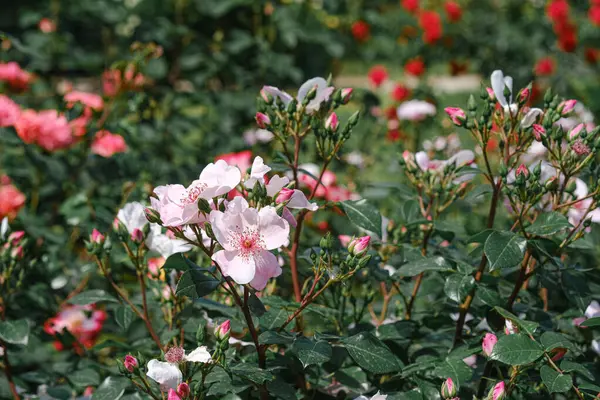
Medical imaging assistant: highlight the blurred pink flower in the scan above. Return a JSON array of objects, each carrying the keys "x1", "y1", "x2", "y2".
[
  {"x1": 14, "y1": 109, "x2": 74, "y2": 151},
  {"x1": 44, "y1": 304, "x2": 107, "y2": 352},
  {"x1": 38, "y1": 18, "x2": 56, "y2": 33},
  {"x1": 0, "y1": 179, "x2": 26, "y2": 221},
  {"x1": 0, "y1": 95, "x2": 21, "y2": 127},
  {"x1": 91, "y1": 130, "x2": 127, "y2": 157},
  {"x1": 0, "y1": 62, "x2": 33, "y2": 91},
  {"x1": 65, "y1": 91, "x2": 104, "y2": 111}
]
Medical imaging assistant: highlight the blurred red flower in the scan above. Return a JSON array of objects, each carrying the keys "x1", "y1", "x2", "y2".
[
  {"x1": 534, "y1": 57, "x2": 555, "y2": 76},
  {"x1": 444, "y1": 1, "x2": 462, "y2": 22},
  {"x1": 368, "y1": 65, "x2": 389, "y2": 87},
  {"x1": 391, "y1": 83, "x2": 410, "y2": 102},
  {"x1": 419, "y1": 11, "x2": 442, "y2": 43},
  {"x1": 351, "y1": 20, "x2": 370, "y2": 42},
  {"x1": 405, "y1": 58, "x2": 425, "y2": 77}
]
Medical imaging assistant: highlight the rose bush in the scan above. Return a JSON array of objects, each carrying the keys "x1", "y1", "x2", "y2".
[{"x1": 2, "y1": 1, "x2": 600, "y2": 400}]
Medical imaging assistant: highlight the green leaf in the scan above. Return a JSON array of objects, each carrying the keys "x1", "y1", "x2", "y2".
[
  {"x1": 540, "y1": 332, "x2": 574, "y2": 352},
  {"x1": 493, "y1": 307, "x2": 538, "y2": 335},
  {"x1": 68, "y1": 290, "x2": 118, "y2": 305},
  {"x1": 230, "y1": 364, "x2": 274, "y2": 384},
  {"x1": 477, "y1": 284, "x2": 503, "y2": 307},
  {"x1": 343, "y1": 332, "x2": 402, "y2": 374},
  {"x1": 540, "y1": 365, "x2": 572, "y2": 393},
  {"x1": 114, "y1": 306, "x2": 136, "y2": 331},
  {"x1": 162, "y1": 254, "x2": 189, "y2": 271},
  {"x1": 259, "y1": 331, "x2": 295, "y2": 345},
  {"x1": 484, "y1": 231, "x2": 527, "y2": 271},
  {"x1": 69, "y1": 369, "x2": 101, "y2": 387},
  {"x1": 292, "y1": 338, "x2": 332, "y2": 368},
  {"x1": 92, "y1": 377, "x2": 129, "y2": 400},
  {"x1": 376, "y1": 321, "x2": 417, "y2": 340},
  {"x1": 0, "y1": 319, "x2": 30, "y2": 345},
  {"x1": 580, "y1": 317, "x2": 600, "y2": 327},
  {"x1": 176, "y1": 268, "x2": 220, "y2": 298},
  {"x1": 248, "y1": 293, "x2": 267, "y2": 317},
  {"x1": 432, "y1": 358, "x2": 473, "y2": 389},
  {"x1": 444, "y1": 273, "x2": 475, "y2": 303},
  {"x1": 560, "y1": 360, "x2": 595, "y2": 381},
  {"x1": 527, "y1": 212, "x2": 571, "y2": 236},
  {"x1": 340, "y1": 199, "x2": 382, "y2": 238},
  {"x1": 562, "y1": 271, "x2": 591, "y2": 312},
  {"x1": 489, "y1": 334, "x2": 544, "y2": 366},
  {"x1": 395, "y1": 256, "x2": 453, "y2": 277}
]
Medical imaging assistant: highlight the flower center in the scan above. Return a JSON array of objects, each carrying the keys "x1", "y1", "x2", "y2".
[
  {"x1": 229, "y1": 227, "x2": 265, "y2": 260},
  {"x1": 181, "y1": 182, "x2": 207, "y2": 205},
  {"x1": 165, "y1": 346, "x2": 185, "y2": 363}
]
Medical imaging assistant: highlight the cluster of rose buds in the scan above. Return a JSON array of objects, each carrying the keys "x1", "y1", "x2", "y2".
[{"x1": 256, "y1": 77, "x2": 358, "y2": 160}]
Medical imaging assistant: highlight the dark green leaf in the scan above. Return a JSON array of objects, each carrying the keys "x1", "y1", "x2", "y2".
[
  {"x1": 340, "y1": 199, "x2": 382, "y2": 238},
  {"x1": 477, "y1": 284, "x2": 503, "y2": 307},
  {"x1": 444, "y1": 273, "x2": 475, "y2": 303},
  {"x1": 92, "y1": 377, "x2": 129, "y2": 400},
  {"x1": 69, "y1": 369, "x2": 101, "y2": 387},
  {"x1": 527, "y1": 212, "x2": 571, "y2": 236},
  {"x1": 248, "y1": 293, "x2": 267, "y2": 317},
  {"x1": 489, "y1": 334, "x2": 544, "y2": 366},
  {"x1": 176, "y1": 268, "x2": 220, "y2": 298},
  {"x1": 376, "y1": 321, "x2": 416, "y2": 340},
  {"x1": 0, "y1": 319, "x2": 30, "y2": 345},
  {"x1": 493, "y1": 307, "x2": 538, "y2": 335},
  {"x1": 560, "y1": 360, "x2": 594, "y2": 381},
  {"x1": 292, "y1": 338, "x2": 332, "y2": 368},
  {"x1": 114, "y1": 306, "x2": 136, "y2": 331},
  {"x1": 395, "y1": 256, "x2": 453, "y2": 277},
  {"x1": 69, "y1": 290, "x2": 118, "y2": 305},
  {"x1": 580, "y1": 317, "x2": 600, "y2": 327},
  {"x1": 540, "y1": 332, "x2": 574, "y2": 352},
  {"x1": 162, "y1": 254, "x2": 189, "y2": 271},
  {"x1": 484, "y1": 231, "x2": 527, "y2": 271},
  {"x1": 259, "y1": 331, "x2": 295, "y2": 345},
  {"x1": 230, "y1": 364, "x2": 274, "y2": 384},
  {"x1": 432, "y1": 359, "x2": 473, "y2": 388},
  {"x1": 540, "y1": 365, "x2": 572, "y2": 393},
  {"x1": 343, "y1": 332, "x2": 402, "y2": 374}
]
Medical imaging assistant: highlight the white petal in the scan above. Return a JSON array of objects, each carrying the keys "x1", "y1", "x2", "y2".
[
  {"x1": 209, "y1": 210, "x2": 240, "y2": 252},
  {"x1": 262, "y1": 85, "x2": 293, "y2": 106},
  {"x1": 446, "y1": 150, "x2": 475, "y2": 167},
  {"x1": 0, "y1": 217, "x2": 8, "y2": 240},
  {"x1": 212, "y1": 250, "x2": 256, "y2": 285},
  {"x1": 146, "y1": 225, "x2": 193, "y2": 258},
  {"x1": 414, "y1": 151, "x2": 429, "y2": 171},
  {"x1": 491, "y1": 70, "x2": 508, "y2": 107},
  {"x1": 520, "y1": 108, "x2": 543, "y2": 128},
  {"x1": 146, "y1": 360, "x2": 182, "y2": 392},
  {"x1": 297, "y1": 77, "x2": 328, "y2": 102},
  {"x1": 199, "y1": 160, "x2": 242, "y2": 199},
  {"x1": 184, "y1": 346, "x2": 212, "y2": 363},
  {"x1": 585, "y1": 300, "x2": 600, "y2": 319},
  {"x1": 504, "y1": 75, "x2": 513, "y2": 103},
  {"x1": 258, "y1": 206, "x2": 290, "y2": 249},
  {"x1": 117, "y1": 202, "x2": 148, "y2": 233},
  {"x1": 287, "y1": 190, "x2": 318, "y2": 211},
  {"x1": 245, "y1": 156, "x2": 271, "y2": 189},
  {"x1": 266, "y1": 175, "x2": 290, "y2": 197}
]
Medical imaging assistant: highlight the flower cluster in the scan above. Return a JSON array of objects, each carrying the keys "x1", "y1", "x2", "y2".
[{"x1": 546, "y1": 0, "x2": 577, "y2": 52}]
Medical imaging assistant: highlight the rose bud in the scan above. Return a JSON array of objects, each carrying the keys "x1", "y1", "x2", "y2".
[
  {"x1": 215, "y1": 320, "x2": 231, "y2": 341},
  {"x1": 177, "y1": 382, "x2": 190, "y2": 398},
  {"x1": 168, "y1": 388, "x2": 181, "y2": 400},
  {"x1": 123, "y1": 355, "x2": 138, "y2": 373},
  {"x1": 515, "y1": 164, "x2": 529, "y2": 179},
  {"x1": 325, "y1": 112, "x2": 339, "y2": 131},
  {"x1": 348, "y1": 236, "x2": 371, "y2": 256},
  {"x1": 482, "y1": 333, "x2": 498, "y2": 357},
  {"x1": 130, "y1": 228, "x2": 144, "y2": 243},
  {"x1": 504, "y1": 320, "x2": 518, "y2": 335},
  {"x1": 441, "y1": 377, "x2": 457, "y2": 399},
  {"x1": 444, "y1": 107, "x2": 466, "y2": 126},
  {"x1": 489, "y1": 381, "x2": 506, "y2": 400},
  {"x1": 568, "y1": 123, "x2": 584, "y2": 141},
  {"x1": 255, "y1": 112, "x2": 271, "y2": 129},
  {"x1": 532, "y1": 124, "x2": 545, "y2": 141},
  {"x1": 276, "y1": 188, "x2": 294, "y2": 203},
  {"x1": 559, "y1": 99, "x2": 577, "y2": 115},
  {"x1": 340, "y1": 88, "x2": 353, "y2": 104},
  {"x1": 91, "y1": 229, "x2": 105, "y2": 244}
]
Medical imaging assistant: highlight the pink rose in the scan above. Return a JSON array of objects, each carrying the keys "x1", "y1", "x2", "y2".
[{"x1": 91, "y1": 130, "x2": 127, "y2": 157}]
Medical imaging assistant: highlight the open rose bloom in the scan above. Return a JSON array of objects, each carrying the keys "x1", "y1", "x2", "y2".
[{"x1": 44, "y1": 304, "x2": 107, "y2": 352}]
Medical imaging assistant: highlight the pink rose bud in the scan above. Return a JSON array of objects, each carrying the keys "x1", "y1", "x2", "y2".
[
  {"x1": 168, "y1": 388, "x2": 182, "y2": 400},
  {"x1": 486, "y1": 87, "x2": 496, "y2": 100},
  {"x1": 10, "y1": 246, "x2": 23, "y2": 260},
  {"x1": 260, "y1": 88, "x2": 272, "y2": 104},
  {"x1": 516, "y1": 164, "x2": 529, "y2": 179},
  {"x1": 123, "y1": 354, "x2": 138, "y2": 372},
  {"x1": 518, "y1": 87, "x2": 530, "y2": 103},
  {"x1": 8, "y1": 231, "x2": 25, "y2": 245},
  {"x1": 490, "y1": 381, "x2": 506, "y2": 400},
  {"x1": 560, "y1": 99, "x2": 577, "y2": 115},
  {"x1": 482, "y1": 333, "x2": 498, "y2": 357},
  {"x1": 441, "y1": 377, "x2": 457, "y2": 399},
  {"x1": 402, "y1": 150, "x2": 417, "y2": 169},
  {"x1": 340, "y1": 88, "x2": 353, "y2": 104},
  {"x1": 177, "y1": 382, "x2": 190, "y2": 398},
  {"x1": 532, "y1": 124, "x2": 545, "y2": 141},
  {"x1": 276, "y1": 188, "x2": 295, "y2": 203},
  {"x1": 91, "y1": 229, "x2": 105, "y2": 244},
  {"x1": 145, "y1": 207, "x2": 162, "y2": 224},
  {"x1": 550, "y1": 347, "x2": 567, "y2": 362},
  {"x1": 130, "y1": 228, "x2": 144, "y2": 243},
  {"x1": 348, "y1": 236, "x2": 370, "y2": 256},
  {"x1": 444, "y1": 107, "x2": 466, "y2": 126},
  {"x1": 83, "y1": 387, "x2": 94, "y2": 396},
  {"x1": 112, "y1": 218, "x2": 120, "y2": 231},
  {"x1": 215, "y1": 320, "x2": 231, "y2": 340},
  {"x1": 255, "y1": 112, "x2": 271, "y2": 129},
  {"x1": 325, "y1": 112, "x2": 339, "y2": 131},
  {"x1": 568, "y1": 123, "x2": 584, "y2": 140},
  {"x1": 504, "y1": 320, "x2": 518, "y2": 335}
]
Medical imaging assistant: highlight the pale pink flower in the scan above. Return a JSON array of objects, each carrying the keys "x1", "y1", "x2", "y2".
[
  {"x1": 440, "y1": 377, "x2": 456, "y2": 398},
  {"x1": 276, "y1": 188, "x2": 318, "y2": 211},
  {"x1": 69, "y1": 111, "x2": 92, "y2": 137},
  {"x1": 0, "y1": 62, "x2": 33, "y2": 91},
  {"x1": 0, "y1": 95, "x2": 20, "y2": 127},
  {"x1": 216, "y1": 150, "x2": 252, "y2": 174},
  {"x1": 210, "y1": 197, "x2": 290, "y2": 290},
  {"x1": 585, "y1": 300, "x2": 600, "y2": 319},
  {"x1": 262, "y1": 77, "x2": 334, "y2": 114},
  {"x1": 397, "y1": 100, "x2": 436, "y2": 121},
  {"x1": 38, "y1": 18, "x2": 56, "y2": 33},
  {"x1": 44, "y1": 304, "x2": 106, "y2": 350},
  {"x1": 482, "y1": 333, "x2": 498, "y2": 357},
  {"x1": 504, "y1": 320, "x2": 518, "y2": 335},
  {"x1": 151, "y1": 160, "x2": 241, "y2": 226},
  {"x1": 245, "y1": 156, "x2": 272, "y2": 188},
  {"x1": 567, "y1": 179, "x2": 600, "y2": 226},
  {"x1": 14, "y1": 109, "x2": 74, "y2": 151},
  {"x1": 91, "y1": 130, "x2": 127, "y2": 157},
  {"x1": 215, "y1": 320, "x2": 231, "y2": 340},
  {"x1": 64, "y1": 91, "x2": 104, "y2": 111}
]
